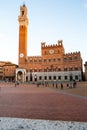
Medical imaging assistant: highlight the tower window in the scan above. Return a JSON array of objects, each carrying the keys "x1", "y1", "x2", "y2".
[
  {"x1": 39, "y1": 76, "x2": 42, "y2": 80},
  {"x1": 53, "y1": 76, "x2": 56, "y2": 80},
  {"x1": 22, "y1": 11, "x2": 24, "y2": 16},
  {"x1": 34, "y1": 69, "x2": 37, "y2": 72},
  {"x1": 39, "y1": 59, "x2": 42, "y2": 62},
  {"x1": 21, "y1": 26, "x2": 24, "y2": 28},
  {"x1": 39, "y1": 69, "x2": 42, "y2": 72},
  {"x1": 44, "y1": 59, "x2": 47, "y2": 62},
  {"x1": 44, "y1": 76, "x2": 47, "y2": 80},
  {"x1": 69, "y1": 57, "x2": 72, "y2": 61},
  {"x1": 49, "y1": 76, "x2": 52, "y2": 80},
  {"x1": 64, "y1": 58, "x2": 67, "y2": 62},
  {"x1": 58, "y1": 58, "x2": 61, "y2": 62},
  {"x1": 75, "y1": 75, "x2": 78, "y2": 80},
  {"x1": 74, "y1": 56, "x2": 78, "y2": 60},
  {"x1": 30, "y1": 60, "x2": 33, "y2": 63},
  {"x1": 30, "y1": 69, "x2": 32, "y2": 72},
  {"x1": 49, "y1": 59, "x2": 51, "y2": 62},
  {"x1": 58, "y1": 76, "x2": 61, "y2": 80},
  {"x1": 53, "y1": 59, "x2": 56, "y2": 62},
  {"x1": 69, "y1": 67, "x2": 73, "y2": 71},
  {"x1": 64, "y1": 68, "x2": 67, "y2": 71},
  {"x1": 44, "y1": 69, "x2": 47, "y2": 72},
  {"x1": 65, "y1": 76, "x2": 68, "y2": 80},
  {"x1": 74, "y1": 67, "x2": 78, "y2": 70},
  {"x1": 34, "y1": 60, "x2": 37, "y2": 63},
  {"x1": 58, "y1": 68, "x2": 61, "y2": 71}
]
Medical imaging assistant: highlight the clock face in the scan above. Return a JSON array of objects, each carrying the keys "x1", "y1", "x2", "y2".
[
  {"x1": 20, "y1": 53, "x2": 24, "y2": 58},
  {"x1": 49, "y1": 49, "x2": 54, "y2": 54}
]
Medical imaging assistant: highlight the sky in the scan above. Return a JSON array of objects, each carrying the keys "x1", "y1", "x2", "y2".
[{"x1": 0, "y1": 0, "x2": 87, "y2": 69}]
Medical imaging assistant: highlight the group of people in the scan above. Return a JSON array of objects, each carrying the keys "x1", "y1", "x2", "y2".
[
  {"x1": 36, "y1": 81, "x2": 77, "y2": 90},
  {"x1": 15, "y1": 81, "x2": 20, "y2": 87},
  {"x1": 67, "y1": 81, "x2": 77, "y2": 88}
]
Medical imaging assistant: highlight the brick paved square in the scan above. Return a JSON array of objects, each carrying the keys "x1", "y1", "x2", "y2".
[{"x1": 0, "y1": 82, "x2": 87, "y2": 122}]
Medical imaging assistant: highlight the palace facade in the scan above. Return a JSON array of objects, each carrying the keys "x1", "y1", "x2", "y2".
[{"x1": 16, "y1": 4, "x2": 83, "y2": 83}]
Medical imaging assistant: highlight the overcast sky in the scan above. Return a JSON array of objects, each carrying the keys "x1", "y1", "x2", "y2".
[{"x1": 0, "y1": 0, "x2": 87, "y2": 69}]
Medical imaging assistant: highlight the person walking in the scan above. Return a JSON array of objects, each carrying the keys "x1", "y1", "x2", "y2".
[
  {"x1": 61, "y1": 83, "x2": 63, "y2": 89},
  {"x1": 56, "y1": 83, "x2": 58, "y2": 88},
  {"x1": 15, "y1": 82, "x2": 17, "y2": 87}
]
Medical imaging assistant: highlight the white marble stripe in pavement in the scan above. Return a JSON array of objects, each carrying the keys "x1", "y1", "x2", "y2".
[{"x1": 0, "y1": 117, "x2": 87, "y2": 130}]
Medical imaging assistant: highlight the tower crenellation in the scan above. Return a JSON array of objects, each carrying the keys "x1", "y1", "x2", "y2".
[{"x1": 41, "y1": 40, "x2": 64, "y2": 48}]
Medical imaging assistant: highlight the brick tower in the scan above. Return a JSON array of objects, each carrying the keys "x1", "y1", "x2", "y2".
[{"x1": 18, "y1": 4, "x2": 28, "y2": 67}]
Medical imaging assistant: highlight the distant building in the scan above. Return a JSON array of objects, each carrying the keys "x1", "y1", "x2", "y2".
[
  {"x1": 84, "y1": 62, "x2": 87, "y2": 81},
  {"x1": 16, "y1": 4, "x2": 83, "y2": 83},
  {"x1": 0, "y1": 62, "x2": 6, "y2": 80},
  {"x1": 0, "y1": 61, "x2": 18, "y2": 81}
]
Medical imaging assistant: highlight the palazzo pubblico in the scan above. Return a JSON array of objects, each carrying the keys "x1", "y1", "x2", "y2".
[{"x1": 15, "y1": 4, "x2": 83, "y2": 83}]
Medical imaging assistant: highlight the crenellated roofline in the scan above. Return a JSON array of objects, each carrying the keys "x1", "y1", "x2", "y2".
[
  {"x1": 41, "y1": 40, "x2": 63, "y2": 48},
  {"x1": 64, "y1": 51, "x2": 80, "y2": 56}
]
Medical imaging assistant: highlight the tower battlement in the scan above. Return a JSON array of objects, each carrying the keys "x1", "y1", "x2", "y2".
[
  {"x1": 65, "y1": 51, "x2": 80, "y2": 56},
  {"x1": 41, "y1": 40, "x2": 63, "y2": 48}
]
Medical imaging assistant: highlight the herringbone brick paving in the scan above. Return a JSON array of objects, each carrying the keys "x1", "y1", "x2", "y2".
[{"x1": 0, "y1": 82, "x2": 87, "y2": 122}]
